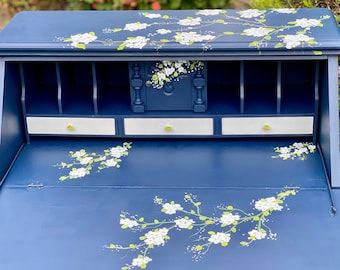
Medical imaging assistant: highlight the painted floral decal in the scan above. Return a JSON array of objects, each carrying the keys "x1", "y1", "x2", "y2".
[
  {"x1": 272, "y1": 142, "x2": 316, "y2": 160},
  {"x1": 146, "y1": 60, "x2": 204, "y2": 89},
  {"x1": 55, "y1": 142, "x2": 132, "y2": 181},
  {"x1": 106, "y1": 188, "x2": 298, "y2": 269},
  {"x1": 60, "y1": 9, "x2": 331, "y2": 53}
]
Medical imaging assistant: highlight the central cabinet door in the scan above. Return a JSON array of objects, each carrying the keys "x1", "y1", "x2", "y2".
[{"x1": 129, "y1": 61, "x2": 207, "y2": 113}]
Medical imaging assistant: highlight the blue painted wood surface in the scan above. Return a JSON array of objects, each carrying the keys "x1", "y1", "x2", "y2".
[{"x1": 0, "y1": 9, "x2": 339, "y2": 54}]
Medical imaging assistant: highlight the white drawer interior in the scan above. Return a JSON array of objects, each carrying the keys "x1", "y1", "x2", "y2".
[
  {"x1": 124, "y1": 118, "x2": 213, "y2": 136},
  {"x1": 222, "y1": 116, "x2": 314, "y2": 135},
  {"x1": 27, "y1": 117, "x2": 116, "y2": 135}
]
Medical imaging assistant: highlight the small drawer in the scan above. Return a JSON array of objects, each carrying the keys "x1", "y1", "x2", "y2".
[
  {"x1": 124, "y1": 118, "x2": 213, "y2": 136},
  {"x1": 222, "y1": 117, "x2": 314, "y2": 135},
  {"x1": 27, "y1": 117, "x2": 116, "y2": 135}
]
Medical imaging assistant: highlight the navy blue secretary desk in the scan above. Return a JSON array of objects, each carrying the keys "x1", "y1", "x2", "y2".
[{"x1": 0, "y1": 8, "x2": 340, "y2": 270}]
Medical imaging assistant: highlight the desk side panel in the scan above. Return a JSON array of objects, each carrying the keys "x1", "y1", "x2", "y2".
[
  {"x1": 0, "y1": 61, "x2": 25, "y2": 183},
  {"x1": 318, "y1": 57, "x2": 340, "y2": 187}
]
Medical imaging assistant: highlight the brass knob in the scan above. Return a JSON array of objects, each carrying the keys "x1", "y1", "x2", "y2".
[
  {"x1": 66, "y1": 124, "x2": 75, "y2": 132},
  {"x1": 164, "y1": 124, "x2": 173, "y2": 132},
  {"x1": 262, "y1": 123, "x2": 271, "y2": 131}
]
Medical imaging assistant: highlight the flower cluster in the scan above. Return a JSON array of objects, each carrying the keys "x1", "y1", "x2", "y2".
[
  {"x1": 55, "y1": 142, "x2": 132, "y2": 181},
  {"x1": 106, "y1": 188, "x2": 298, "y2": 269},
  {"x1": 62, "y1": 10, "x2": 331, "y2": 52},
  {"x1": 147, "y1": 60, "x2": 204, "y2": 89},
  {"x1": 63, "y1": 32, "x2": 97, "y2": 49},
  {"x1": 273, "y1": 142, "x2": 316, "y2": 160}
]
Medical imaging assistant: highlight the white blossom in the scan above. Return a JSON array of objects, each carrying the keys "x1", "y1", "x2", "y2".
[
  {"x1": 124, "y1": 36, "x2": 150, "y2": 49},
  {"x1": 162, "y1": 202, "x2": 183, "y2": 215},
  {"x1": 79, "y1": 156, "x2": 93, "y2": 165},
  {"x1": 255, "y1": 197, "x2": 283, "y2": 212},
  {"x1": 67, "y1": 32, "x2": 97, "y2": 48},
  {"x1": 273, "y1": 8, "x2": 296, "y2": 14},
  {"x1": 143, "y1": 13, "x2": 162, "y2": 19},
  {"x1": 104, "y1": 159, "x2": 118, "y2": 167},
  {"x1": 156, "y1": 28, "x2": 172, "y2": 35},
  {"x1": 308, "y1": 144, "x2": 316, "y2": 152},
  {"x1": 175, "y1": 32, "x2": 215, "y2": 45},
  {"x1": 120, "y1": 218, "x2": 138, "y2": 228},
  {"x1": 219, "y1": 213, "x2": 240, "y2": 226},
  {"x1": 124, "y1": 22, "x2": 150, "y2": 31},
  {"x1": 208, "y1": 232, "x2": 231, "y2": 245},
  {"x1": 69, "y1": 167, "x2": 87, "y2": 179},
  {"x1": 282, "y1": 33, "x2": 315, "y2": 49},
  {"x1": 197, "y1": 9, "x2": 223, "y2": 16},
  {"x1": 294, "y1": 18, "x2": 322, "y2": 28},
  {"x1": 178, "y1": 17, "x2": 202, "y2": 26},
  {"x1": 248, "y1": 229, "x2": 267, "y2": 240},
  {"x1": 242, "y1": 27, "x2": 273, "y2": 37},
  {"x1": 132, "y1": 256, "x2": 152, "y2": 268},
  {"x1": 110, "y1": 147, "x2": 127, "y2": 158},
  {"x1": 175, "y1": 218, "x2": 195, "y2": 229},
  {"x1": 144, "y1": 228, "x2": 169, "y2": 246},
  {"x1": 239, "y1": 9, "x2": 265, "y2": 18},
  {"x1": 72, "y1": 150, "x2": 87, "y2": 159}
]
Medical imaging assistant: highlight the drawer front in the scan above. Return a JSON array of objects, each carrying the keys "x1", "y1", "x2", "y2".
[
  {"x1": 27, "y1": 117, "x2": 116, "y2": 135},
  {"x1": 222, "y1": 117, "x2": 314, "y2": 135},
  {"x1": 124, "y1": 118, "x2": 213, "y2": 136}
]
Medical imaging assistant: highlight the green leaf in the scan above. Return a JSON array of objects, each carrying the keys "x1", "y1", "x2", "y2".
[
  {"x1": 249, "y1": 41, "x2": 259, "y2": 47},
  {"x1": 112, "y1": 28, "x2": 122, "y2": 32},
  {"x1": 264, "y1": 35, "x2": 271, "y2": 41},
  {"x1": 231, "y1": 227, "x2": 237, "y2": 233},
  {"x1": 274, "y1": 42, "x2": 284, "y2": 49},
  {"x1": 313, "y1": 50, "x2": 323, "y2": 56},
  {"x1": 194, "y1": 245, "x2": 203, "y2": 251},
  {"x1": 208, "y1": 231, "x2": 216, "y2": 235},
  {"x1": 75, "y1": 43, "x2": 86, "y2": 49},
  {"x1": 221, "y1": 241, "x2": 229, "y2": 247},
  {"x1": 224, "y1": 32, "x2": 234, "y2": 36},
  {"x1": 253, "y1": 216, "x2": 260, "y2": 221},
  {"x1": 162, "y1": 15, "x2": 170, "y2": 20},
  {"x1": 240, "y1": 241, "x2": 249, "y2": 246},
  {"x1": 215, "y1": 19, "x2": 225, "y2": 24},
  {"x1": 226, "y1": 205, "x2": 234, "y2": 211},
  {"x1": 199, "y1": 216, "x2": 207, "y2": 221},
  {"x1": 59, "y1": 176, "x2": 68, "y2": 181},
  {"x1": 129, "y1": 244, "x2": 136, "y2": 249},
  {"x1": 138, "y1": 217, "x2": 145, "y2": 222},
  {"x1": 160, "y1": 39, "x2": 169, "y2": 43},
  {"x1": 117, "y1": 43, "x2": 126, "y2": 51}
]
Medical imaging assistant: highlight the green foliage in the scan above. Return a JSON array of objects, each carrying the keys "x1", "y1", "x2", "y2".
[{"x1": 250, "y1": 0, "x2": 340, "y2": 23}]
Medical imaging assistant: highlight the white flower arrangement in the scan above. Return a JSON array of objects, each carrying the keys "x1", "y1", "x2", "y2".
[
  {"x1": 121, "y1": 36, "x2": 150, "y2": 50},
  {"x1": 178, "y1": 17, "x2": 202, "y2": 26},
  {"x1": 143, "y1": 13, "x2": 162, "y2": 19},
  {"x1": 161, "y1": 201, "x2": 183, "y2": 215},
  {"x1": 196, "y1": 9, "x2": 223, "y2": 16},
  {"x1": 107, "y1": 188, "x2": 298, "y2": 269},
  {"x1": 273, "y1": 8, "x2": 297, "y2": 14},
  {"x1": 239, "y1": 9, "x2": 265, "y2": 18},
  {"x1": 144, "y1": 228, "x2": 169, "y2": 246},
  {"x1": 120, "y1": 218, "x2": 139, "y2": 229},
  {"x1": 124, "y1": 22, "x2": 150, "y2": 31},
  {"x1": 132, "y1": 256, "x2": 152, "y2": 269},
  {"x1": 63, "y1": 32, "x2": 97, "y2": 49},
  {"x1": 273, "y1": 142, "x2": 316, "y2": 160},
  {"x1": 62, "y1": 11, "x2": 330, "y2": 51},
  {"x1": 242, "y1": 27, "x2": 274, "y2": 37},
  {"x1": 248, "y1": 229, "x2": 267, "y2": 240},
  {"x1": 219, "y1": 212, "x2": 240, "y2": 226},
  {"x1": 175, "y1": 217, "x2": 195, "y2": 229},
  {"x1": 280, "y1": 33, "x2": 316, "y2": 49},
  {"x1": 293, "y1": 18, "x2": 322, "y2": 28},
  {"x1": 55, "y1": 142, "x2": 132, "y2": 181},
  {"x1": 254, "y1": 197, "x2": 284, "y2": 212},
  {"x1": 156, "y1": 28, "x2": 172, "y2": 35},
  {"x1": 174, "y1": 31, "x2": 215, "y2": 45},
  {"x1": 147, "y1": 60, "x2": 204, "y2": 89},
  {"x1": 208, "y1": 232, "x2": 231, "y2": 246}
]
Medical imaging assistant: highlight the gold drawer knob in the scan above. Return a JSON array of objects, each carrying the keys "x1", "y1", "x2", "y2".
[
  {"x1": 262, "y1": 123, "x2": 271, "y2": 131},
  {"x1": 164, "y1": 124, "x2": 173, "y2": 132},
  {"x1": 66, "y1": 124, "x2": 75, "y2": 132}
]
